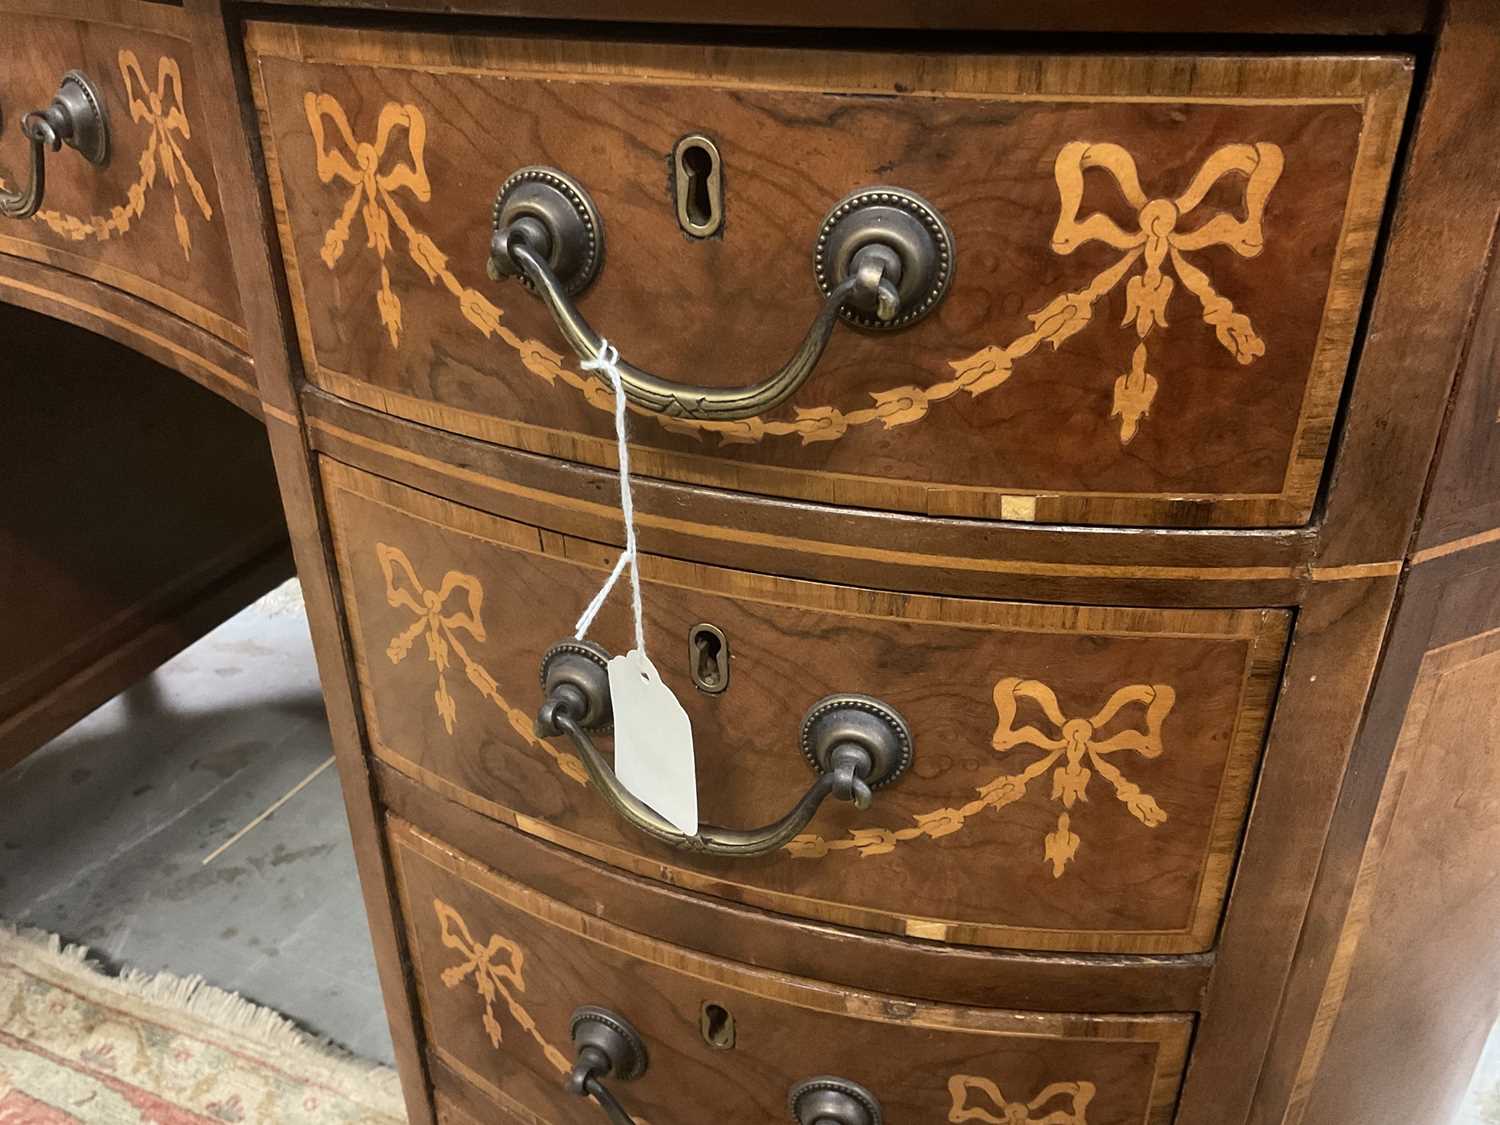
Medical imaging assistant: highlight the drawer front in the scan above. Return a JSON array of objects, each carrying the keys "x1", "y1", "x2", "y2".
[
  {"x1": 391, "y1": 818, "x2": 1193, "y2": 1125},
  {"x1": 252, "y1": 23, "x2": 1409, "y2": 528},
  {"x1": 325, "y1": 460, "x2": 1289, "y2": 954},
  {"x1": 0, "y1": 2, "x2": 245, "y2": 349}
]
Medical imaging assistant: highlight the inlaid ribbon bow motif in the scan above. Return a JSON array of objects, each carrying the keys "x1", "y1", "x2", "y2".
[
  {"x1": 303, "y1": 94, "x2": 577, "y2": 395},
  {"x1": 788, "y1": 676, "x2": 1175, "y2": 876},
  {"x1": 1035, "y1": 141, "x2": 1284, "y2": 442},
  {"x1": 297, "y1": 94, "x2": 1287, "y2": 450},
  {"x1": 120, "y1": 51, "x2": 214, "y2": 258},
  {"x1": 948, "y1": 1076, "x2": 1096, "y2": 1124},
  {"x1": 988, "y1": 678, "x2": 1174, "y2": 875},
  {"x1": 434, "y1": 900, "x2": 571, "y2": 1073},
  {"x1": 435, "y1": 897, "x2": 1097, "y2": 1125},
  {"x1": 378, "y1": 543, "x2": 483, "y2": 735},
  {"x1": 370, "y1": 540, "x2": 1174, "y2": 876},
  {"x1": 306, "y1": 95, "x2": 432, "y2": 346},
  {"x1": 376, "y1": 544, "x2": 587, "y2": 781},
  {"x1": 22, "y1": 50, "x2": 216, "y2": 256}
]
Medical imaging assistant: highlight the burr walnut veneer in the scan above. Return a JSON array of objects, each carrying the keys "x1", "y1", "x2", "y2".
[
  {"x1": 5, "y1": 2, "x2": 1500, "y2": 1124},
  {"x1": 248, "y1": 25, "x2": 1408, "y2": 528}
]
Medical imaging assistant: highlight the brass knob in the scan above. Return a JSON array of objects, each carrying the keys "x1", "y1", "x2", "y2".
[
  {"x1": 789, "y1": 1076, "x2": 884, "y2": 1125},
  {"x1": 0, "y1": 70, "x2": 109, "y2": 220},
  {"x1": 566, "y1": 1006, "x2": 647, "y2": 1125},
  {"x1": 814, "y1": 187, "x2": 954, "y2": 330}
]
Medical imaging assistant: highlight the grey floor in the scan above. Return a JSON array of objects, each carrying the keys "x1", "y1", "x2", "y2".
[{"x1": 0, "y1": 580, "x2": 394, "y2": 1065}]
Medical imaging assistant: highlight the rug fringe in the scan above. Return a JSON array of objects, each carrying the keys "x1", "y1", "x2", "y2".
[{"x1": 0, "y1": 921, "x2": 405, "y2": 1116}]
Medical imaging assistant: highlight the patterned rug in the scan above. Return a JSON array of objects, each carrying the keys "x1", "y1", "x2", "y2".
[{"x1": 0, "y1": 925, "x2": 406, "y2": 1124}]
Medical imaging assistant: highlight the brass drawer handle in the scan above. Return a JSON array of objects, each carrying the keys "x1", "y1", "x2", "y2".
[
  {"x1": 0, "y1": 71, "x2": 108, "y2": 220},
  {"x1": 790, "y1": 1076, "x2": 884, "y2": 1125},
  {"x1": 536, "y1": 640, "x2": 915, "y2": 858},
  {"x1": 566, "y1": 1006, "x2": 881, "y2": 1125},
  {"x1": 567, "y1": 1006, "x2": 648, "y2": 1125},
  {"x1": 488, "y1": 166, "x2": 954, "y2": 422}
]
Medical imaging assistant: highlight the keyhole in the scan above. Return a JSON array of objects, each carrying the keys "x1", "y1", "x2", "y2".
[
  {"x1": 696, "y1": 632, "x2": 720, "y2": 685},
  {"x1": 682, "y1": 144, "x2": 713, "y2": 227},
  {"x1": 687, "y1": 623, "x2": 729, "y2": 694},
  {"x1": 673, "y1": 135, "x2": 723, "y2": 238},
  {"x1": 700, "y1": 1002, "x2": 735, "y2": 1050}
]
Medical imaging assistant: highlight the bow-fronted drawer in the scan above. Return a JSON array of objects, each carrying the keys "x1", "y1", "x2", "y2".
[
  {"x1": 390, "y1": 817, "x2": 1193, "y2": 1125},
  {"x1": 0, "y1": 2, "x2": 246, "y2": 360},
  {"x1": 250, "y1": 21, "x2": 1409, "y2": 527},
  {"x1": 323, "y1": 458, "x2": 1289, "y2": 955}
]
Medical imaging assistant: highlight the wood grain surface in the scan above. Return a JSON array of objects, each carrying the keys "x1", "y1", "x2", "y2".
[
  {"x1": 9, "y1": 5, "x2": 1500, "y2": 1125},
  {"x1": 249, "y1": 23, "x2": 1408, "y2": 527},
  {"x1": 1413, "y1": 243, "x2": 1500, "y2": 555},
  {"x1": 0, "y1": 253, "x2": 259, "y2": 414},
  {"x1": 1253, "y1": 557, "x2": 1500, "y2": 1116},
  {"x1": 1288, "y1": 623, "x2": 1500, "y2": 1125},
  {"x1": 304, "y1": 390, "x2": 1338, "y2": 609},
  {"x1": 0, "y1": 0, "x2": 246, "y2": 350},
  {"x1": 236, "y1": 0, "x2": 1431, "y2": 36},
  {"x1": 391, "y1": 817, "x2": 1193, "y2": 1125},
  {"x1": 325, "y1": 458, "x2": 1288, "y2": 953},
  {"x1": 379, "y1": 761, "x2": 1213, "y2": 1015},
  {"x1": 181, "y1": 1, "x2": 442, "y2": 1119},
  {"x1": 1311, "y1": 0, "x2": 1500, "y2": 571}
]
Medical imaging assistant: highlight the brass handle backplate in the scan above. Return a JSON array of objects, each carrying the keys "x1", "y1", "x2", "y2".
[
  {"x1": 535, "y1": 639, "x2": 915, "y2": 859},
  {"x1": 0, "y1": 70, "x2": 109, "y2": 220},
  {"x1": 790, "y1": 1076, "x2": 885, "y2": 1125},
  {"x1": 567, "y1": 1005, "x2": 648, "y2": 1125},
  {"x1": 565, "y1": 1006, "x2": 882, "y2": 1125},
  {"x1": 487, "y1": 166, "x2": 954, "y2": 421}
]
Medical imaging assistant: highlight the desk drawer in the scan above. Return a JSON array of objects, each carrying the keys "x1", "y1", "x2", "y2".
[
  {"x1": 391, "y1": 818, "x2": 1192, "y2": 1125},
  {"x1": 324, "y1": 459, "x2": 1289, "y2": 954},
  {"x1": 0, "y1": 1, "x2": 244, "y2": 350},
  {"x1": 252, "y1": 22, "x2": 1409, "y2": 527}
]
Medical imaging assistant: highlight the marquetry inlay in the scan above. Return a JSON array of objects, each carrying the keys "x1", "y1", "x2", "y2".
[
  {"x1": 376, "y1": 542, "x2": 587, "y2": 784},
  {"x1": 948, "y1": 1075, "x2": 1097, "y2": 1124},
  {"x1": 377, "y1": 540, "x2": 1180, "y2": 877},
  {"x1": 789, "y1": 676, "x2": 1175, "y2": 876},
  {"x1": 304, "y1": 92, "x2": 1284, "y2": 447},
  {"x1": 24, "y1": 51, "x2": 216, "y2": 260}
]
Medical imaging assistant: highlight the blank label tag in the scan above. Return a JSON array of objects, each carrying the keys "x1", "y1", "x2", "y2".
[{"x1": 608, "y1": 649, "x2": 698, "y2": 835}]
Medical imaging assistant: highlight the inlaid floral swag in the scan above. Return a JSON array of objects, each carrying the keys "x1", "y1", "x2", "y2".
[
  {"x1": 377, "y1": 543, "x2": 588, "y2": 786},
  {"x1": 2, "y1": 51, "x2": 217, "y2": 259},
  {"x1": 434, "y1": 898, "x2": 572, "y2": 1073},
  {"x1": 379, "y1": 543, "x2": 1176, "y2": 877},
  {"x1": 306, "y1": 92, "x2": 1281, "y2": 445},
  {"x1": 433, "y1": 896, "x2": 1095, "y2": 1123},
  {"x1": 788, "y1": 677, "x2": 1175, "y2": 877}
]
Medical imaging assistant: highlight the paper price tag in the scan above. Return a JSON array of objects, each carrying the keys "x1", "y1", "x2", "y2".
[{"x1": 607, "y1": 649, "x2": 698, "y2": 835}]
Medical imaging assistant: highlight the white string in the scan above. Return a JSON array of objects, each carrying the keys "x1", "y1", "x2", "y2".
[{"x1": 572, "y1": 339, "x2": 647, "y2": 655}]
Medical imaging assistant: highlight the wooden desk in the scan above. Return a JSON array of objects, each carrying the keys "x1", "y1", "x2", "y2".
[{"x1": 3, "y1": 2, "x2": 1498, "y2": 1123}]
